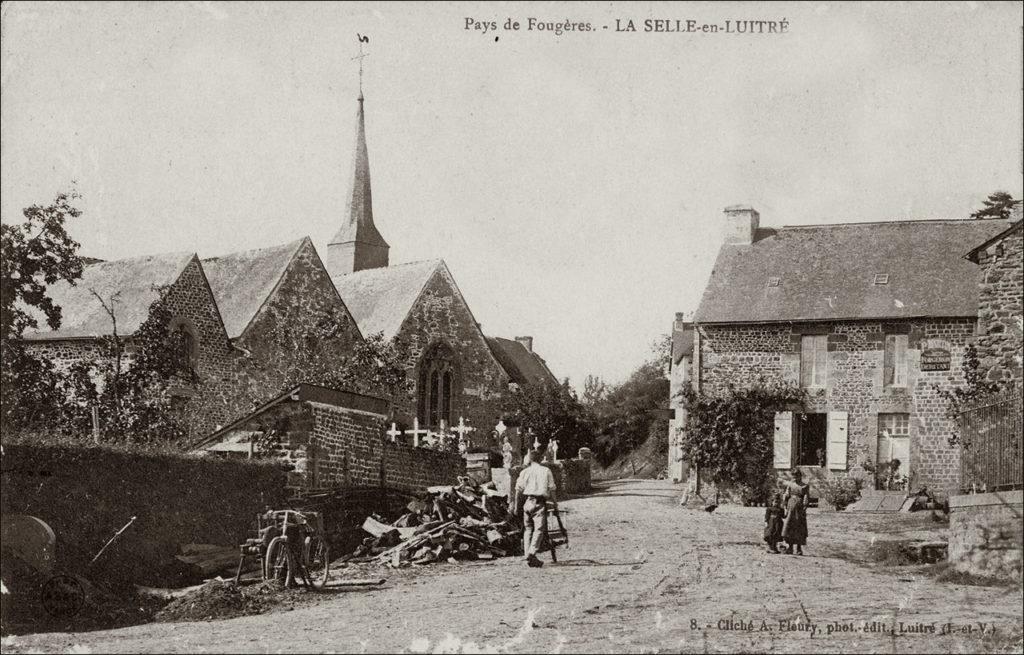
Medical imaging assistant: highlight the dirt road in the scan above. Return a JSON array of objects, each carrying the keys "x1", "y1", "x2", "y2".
[{"x1": 3, "y1": 480, "x2": 1022, "y2": 653}]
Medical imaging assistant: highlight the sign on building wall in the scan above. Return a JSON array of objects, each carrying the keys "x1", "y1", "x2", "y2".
[{"x1": 920, "y1": 348, "x2": 951, "y2": 371}]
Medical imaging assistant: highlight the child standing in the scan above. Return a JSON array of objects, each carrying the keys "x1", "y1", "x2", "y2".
[{"x1": 763, "y1": 493, "x2": 785, "y2": 553}]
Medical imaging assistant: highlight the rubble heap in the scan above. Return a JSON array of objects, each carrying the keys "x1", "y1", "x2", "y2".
[{"x1": 349, "y1": 477, "x2": 521, "y2": 567}]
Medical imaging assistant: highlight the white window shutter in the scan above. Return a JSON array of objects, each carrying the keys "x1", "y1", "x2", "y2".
[
  {"x1": 827, "y1": 411, "x2": 849, "y2": 470},
  {"x1": 894, "y1": 335, "x2": 908, "y2": 386},
  {"x1": 773, "y1": 412, "x2": 793, "y2": 470}
]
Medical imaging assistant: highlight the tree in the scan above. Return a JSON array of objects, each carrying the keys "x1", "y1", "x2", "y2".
[
  {"x1": 1, "y1": 191, "x2": 84, "y2": 432},
  {"x1": 970, "y1": 191, "x2": 1017, "y2": 220},
  {"x1": 507, "y1": 381, "x2": 592, "y2": 458},
  {"x1": 588, "y1": 361, "x2": 670, "y2": 466},
  {"x1": 60, "y1": 286, "x2": 199, "y2": 444}
]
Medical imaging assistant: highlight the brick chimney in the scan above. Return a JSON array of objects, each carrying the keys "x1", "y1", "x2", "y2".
[
  {"x1": 723, "y1": 205, "x2": 760, "y2": 245},
  {"x1": 515, "y1": 336, "x2": 534, "y2": 352}
]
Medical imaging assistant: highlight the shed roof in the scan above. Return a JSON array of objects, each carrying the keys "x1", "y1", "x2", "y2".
[
  {"x1": 486, "y1": 337, "x2": 558, "y2": 386},
  {"x1": 201, "y1": 238, "x2": 308, "y2": 339},
  {"x1": 694, "y1": 218, "x2": 1010, "y2": 324},
  {"x1": 331, "y1": 259, "x2": 441, "y2": 340},
  {"x1": 22, "y1": 252, "x2": 195, "y2": 340},
  {"x1": 193, "y1": 382, "x2": 389, "y2": 448}
]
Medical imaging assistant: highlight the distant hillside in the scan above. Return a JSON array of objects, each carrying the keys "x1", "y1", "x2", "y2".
[{"x1": 592, "y1": 433, "x2": 667, "y2": 481}]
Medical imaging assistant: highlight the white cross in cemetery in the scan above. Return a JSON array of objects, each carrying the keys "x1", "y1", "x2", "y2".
[
  {"x1": 404, "y1": 417, "x2": 430, "y2": 448},
  {"x1": 452, "y1": 417, "x2": 475, "y2": 454},
  {"x1": 386, "y1": 422, "x2": 402, "y2": 443}
]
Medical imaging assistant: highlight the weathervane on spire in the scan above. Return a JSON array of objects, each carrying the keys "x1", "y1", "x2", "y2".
[{"x1": 353, "y1": 33, "x2": 370, "y2": 98}]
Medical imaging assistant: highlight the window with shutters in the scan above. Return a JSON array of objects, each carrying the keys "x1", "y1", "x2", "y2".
[
  {"x1": 884, "y1": 334, "x2": 908, "y2": 388},
  {"x1": 800, "y1": 334, "x2": 828, "y2": 388},
  {"x1": 416, "y1": 341, "x2": 460, "y2": 429}
]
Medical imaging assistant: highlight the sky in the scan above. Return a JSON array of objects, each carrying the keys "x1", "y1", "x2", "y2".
[{"x1": 2, "y1": 1, "x2": 1022, "y2": 390}]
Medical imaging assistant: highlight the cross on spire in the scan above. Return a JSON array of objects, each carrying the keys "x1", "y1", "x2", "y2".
[{"x1": 352, "y1": 34, "x2": 370, "y2": 99}]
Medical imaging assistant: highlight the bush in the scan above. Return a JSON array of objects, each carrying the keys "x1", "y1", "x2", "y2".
[{"x1": 818, "y1": 475, "x2": 863, "y2": 510}]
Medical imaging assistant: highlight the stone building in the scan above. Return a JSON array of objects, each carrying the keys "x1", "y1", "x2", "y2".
[
  {"x1": 18, "y1": 86, "x2": 557, "y2": 469},
  {"x1": 195, "y1": 383, "x2": 465, "y2": 496},
  {"x1": 326, "y1": 92, "x2": 555, "y2": 443},
  {"x1": 21, "y1": 252, "x2": 239, "y2": 435},
  {"x1": 675, "y1": 205, "x2": 1014, "y2": 496},
  {"x1": 964, "y1": 202, "x2": 1023, "y2": 383}
]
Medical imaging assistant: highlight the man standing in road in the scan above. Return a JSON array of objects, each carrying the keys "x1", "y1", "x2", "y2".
[{"x1": 515, "y1": 448, "x2": 558, "y2": 568}]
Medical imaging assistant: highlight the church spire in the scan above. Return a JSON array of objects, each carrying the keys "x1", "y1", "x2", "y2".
[{"x1": 327, "y1": 37, "x2": 390, "y2": 276}]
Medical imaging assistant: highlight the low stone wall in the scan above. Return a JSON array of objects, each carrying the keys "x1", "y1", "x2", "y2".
[
  {"x1": 947, "y1": 490, "x2": 1023, "y2": 579},
  {"x1": 382, "y1": 441, "x2": 465, "y2": 493},
  {"x1": 506, "y1": 458, "x2": 592, "y2": 501}
]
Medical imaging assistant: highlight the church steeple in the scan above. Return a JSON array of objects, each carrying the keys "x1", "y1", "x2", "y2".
[{"x1": 326, "y1": 78, "x2": 390, "y2": 276}]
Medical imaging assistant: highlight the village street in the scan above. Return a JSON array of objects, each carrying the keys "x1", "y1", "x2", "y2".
[{"x1": 4, "y1": 480, "x2": 1022, "y2": 654}]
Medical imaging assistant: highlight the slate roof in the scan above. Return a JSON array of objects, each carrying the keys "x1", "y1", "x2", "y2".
[
  {"x1": 202, "y1": 238, "x2": 308, "y2": 339},
  {"x1": 22, "y1": 252, "x2": 195, "y2": 340},
  {"x1": 331, "y1": 259, "x2": 441, "y2": 340},
  {"x1": 486, "y1": 337, "x2": 558, "y2": 386},
  {"x1": 193, "y1": 382, "x2": 389, "y2": 448},
  {"x1": 694, "y1": 218, "x2": 1011, "y2": 324}
]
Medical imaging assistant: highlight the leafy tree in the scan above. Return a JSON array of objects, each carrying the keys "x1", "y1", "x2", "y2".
[
  {"x1": 60, "y1": 286, "x2": 199, "y2": 444},
  {"x1": 583, "y1": 337, "x2": 673, "y2": 467},
  {"x1": 0, "y1": 191, "x2": 84, "y2": 432},
  {"x1": 970, "y1": 191, "x2": 1017, "y2": 220},
  {"x1": 506, "y1": 380, "x2": 592, "y2": 458},
  {"x1": 581, "y1": 374, "x2": 607, "y2": 406},
  {"x1": 677, "y1": 380, "x2": 806, "y2": 498}
]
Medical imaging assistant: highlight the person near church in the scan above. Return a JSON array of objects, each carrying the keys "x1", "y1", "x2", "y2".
[
  {"x1": 763, "y1": 493, "x2": 785, "y2": 553},
  {"x1": 781, "y1": 469, "x2": 809, "y2": 555},
  {"x1": 514, "y1": 448, "x2": 559, "y2": 568}
]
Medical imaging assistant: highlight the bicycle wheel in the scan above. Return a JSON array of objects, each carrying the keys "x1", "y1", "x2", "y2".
[
  {"x1": 304, "y1": 535, "x2": 330, "y2": 589},
  {"x1": 265, "y1": 536, "x2": 294, "y2": 587}
]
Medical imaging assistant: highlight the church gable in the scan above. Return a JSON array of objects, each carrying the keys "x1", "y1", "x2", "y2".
[
  {"x1": 395, "y1": 262, "x2": 509, "y2": 433},
  {"x1": 235, "y1": 238, "x2": 362, "y2": 359}
]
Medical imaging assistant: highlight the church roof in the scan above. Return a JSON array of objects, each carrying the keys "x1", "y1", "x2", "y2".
[
  {"x1": 694, "y1": 218, "x2": 1011, "y2": 324},
  {"x1": 201, "y1": 237, "x2": 308, "y2": 339},
  {"x1": 486, "y1": 337, "x2": 558, "y2": 386},
  {"x1": 331, "y1": 259, "x2": 441, "y2": 340},
  {"x1": 22, "y1": 251, "x2": 195, "y2": 340},
  {"x1": 330, "y1": 96, "x2": 388, "y2": 249}
]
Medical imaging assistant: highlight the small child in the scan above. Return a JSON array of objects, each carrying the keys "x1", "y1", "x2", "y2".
[{"x1": 763, "y1": 493, "x2": 785, "y2": 553}]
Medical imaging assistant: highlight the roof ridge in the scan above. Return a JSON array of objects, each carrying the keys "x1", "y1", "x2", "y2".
[
  {"x1": 778, "y1": 217, "x2": 1008, "y2": 230},
  {"x1": 201, "y1": 236, "x2": 306, "y2": 262}
]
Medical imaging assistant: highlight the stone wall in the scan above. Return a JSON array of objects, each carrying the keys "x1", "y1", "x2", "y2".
[
  {"x1": 697, "y1": 318, "x2": 977, "y2": 496},
  {"x1": 278, "y1": 402, "x2": 464, "y2": 496},
  {"x1": 947, "y1": 490, "x2": 1023, "y2": 579},
  {"x1": 972, "y1": 225, "x2": 1023, "y2": 384},
  {"x1": 393, "y1": 265, "x2": 510, "y2": 445},
  {"x1": 506, "y1": 459, "x2": 593, "y2": 501}
]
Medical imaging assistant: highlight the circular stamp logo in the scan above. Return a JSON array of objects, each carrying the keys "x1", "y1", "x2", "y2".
[{"x1": 40, "y1": 574, "x2": 86, "y2": 618}]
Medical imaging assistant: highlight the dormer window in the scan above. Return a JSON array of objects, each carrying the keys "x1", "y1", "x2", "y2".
[
  {"x1": 873, "y1": 274, "x2": 890, "y2": 285},
  {"x1": 767, "y1": 277, "x2": 781, "y2": 287}
]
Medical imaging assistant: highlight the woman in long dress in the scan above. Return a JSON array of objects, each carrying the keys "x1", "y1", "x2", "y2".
[{"x1": 781, "y1": 469, "x2": 809, "y2": 555}]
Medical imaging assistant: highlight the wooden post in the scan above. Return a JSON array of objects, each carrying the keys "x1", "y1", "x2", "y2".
[{"x1": 91, "y1": 406, "x2": 100, "y2": 444}]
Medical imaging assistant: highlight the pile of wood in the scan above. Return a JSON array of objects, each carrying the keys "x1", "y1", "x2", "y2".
[{"x1": 348, "y1": 477, "x2": 521, "y2": 567}]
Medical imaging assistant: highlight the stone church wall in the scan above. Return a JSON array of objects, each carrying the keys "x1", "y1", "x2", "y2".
[
  {"x1": 23, "y1": 257, "x2": 241, "y2": 438},
  {"x1": 394, "y1": 268, "x2": 510, "y2": 446},
  {"x1": 697, "y1": 318, "x2": 976, "y2": 496},
  {"x1": 972, "y1": 225, "x2": 1023, "y2": 384}
]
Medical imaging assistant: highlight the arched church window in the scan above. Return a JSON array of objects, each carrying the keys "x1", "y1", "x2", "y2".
[
  {"x1": 168, "y1": 317, "x2": 199, "y2": 373},
  {"x1": 417, "y1": 342, "x2": 460, "y2": 429}
]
